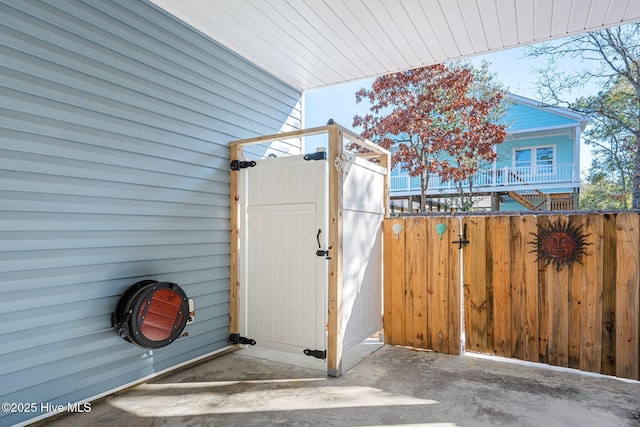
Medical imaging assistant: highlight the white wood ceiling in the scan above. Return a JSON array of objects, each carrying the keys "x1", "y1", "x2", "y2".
[{"x1": 151, "y1": 0, "x2": 640, "y2": 91}]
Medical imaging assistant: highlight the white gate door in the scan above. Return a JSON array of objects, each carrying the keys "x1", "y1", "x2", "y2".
[{"x1": 239, "y1": 154, "x2": 327, "y2": 360}]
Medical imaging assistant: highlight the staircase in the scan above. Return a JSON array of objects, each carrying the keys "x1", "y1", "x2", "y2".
[
  {"x1": 505, "y1": 169, "x2": 551, "y2": 211},
  {"x1": 508, "y1": 189, "x2": 549, "y2": 210}
]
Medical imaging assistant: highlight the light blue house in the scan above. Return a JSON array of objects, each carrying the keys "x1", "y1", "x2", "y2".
[
  {"x1": 0, "y1": 1, "x2": 633, "y2": 425},
  {"x1": 389, "y1": 94, "x2": 589, "y2": 211}
]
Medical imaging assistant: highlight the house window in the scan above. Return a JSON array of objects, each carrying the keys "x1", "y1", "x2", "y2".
[
  {"x1": 515, "y1": 149, "x2": 532, "y2": 168},
  {"x1": 536, "y1": 147, "x2": 554, "y2": 173},
  {"x1": 515, "y1": 146, "x2": 554, "y2": 174}
]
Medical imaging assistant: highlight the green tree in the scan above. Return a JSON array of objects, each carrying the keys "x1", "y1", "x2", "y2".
[
  {"x1": 525, "y1": 23, "x2": 640, "y2": 208},
  {"x1": 573, "y1": 79, "x2": 635, "y2": 208},
  {"x1": 580, "y1": 175, "x2": 630, "y2": 210}
]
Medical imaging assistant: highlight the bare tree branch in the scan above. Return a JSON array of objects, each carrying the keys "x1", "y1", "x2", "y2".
[{"x1": 526, "y1": 23, "x2": 640, "y2": 208}]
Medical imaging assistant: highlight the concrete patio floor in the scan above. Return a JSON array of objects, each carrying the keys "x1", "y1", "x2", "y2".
[{"x1": 44, "y1": 345, "x2": 640, "y2": 426}]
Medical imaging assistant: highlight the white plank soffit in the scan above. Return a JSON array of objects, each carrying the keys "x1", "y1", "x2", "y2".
[{"x1": 150, "y1": 0, "x2": 640, "y2": 91}]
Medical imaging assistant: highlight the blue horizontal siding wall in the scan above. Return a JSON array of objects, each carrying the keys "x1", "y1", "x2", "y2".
[
  {"x1": 0, "y1": 0, "x2": 301, "y2": 425},
  {"x1": 502, "y1": 102, "x2": 576, "y2": 132}
]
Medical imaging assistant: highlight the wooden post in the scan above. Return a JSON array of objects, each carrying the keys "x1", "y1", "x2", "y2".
[
  {"x1": 380, "y1": 152, "x2": 391, "y2": 217},
  {"x1": 327, "y1": 125, "x2": 344, "y2": 377},
  {"x1": 491, "y1": 192, "x2": 500, "y2": 211},
  {"x1": 229, "y1": 144, "x2": 242, "y2": 341}
]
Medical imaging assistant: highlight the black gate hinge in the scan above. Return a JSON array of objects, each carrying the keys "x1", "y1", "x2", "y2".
[
  {"x1": 230, "y1": 160, "x2": 256, "y2": 171},
  {"x1": 303, "y1": 348, "x2": 326, "y2": 359},
  {"x1": 303, "y1": 151, "x2": 327, "y2": 161},
  {"x1": 229, "y1": 333, "x2": 256, "y2": 345}
]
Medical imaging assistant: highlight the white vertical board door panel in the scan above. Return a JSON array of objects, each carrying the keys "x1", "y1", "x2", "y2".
[
  {"x1": 240, "y1": 155, "x2": 327, "y2": 356},
  {"x1": 341, "y1": 155, "x2": 385, "y2": 351}
]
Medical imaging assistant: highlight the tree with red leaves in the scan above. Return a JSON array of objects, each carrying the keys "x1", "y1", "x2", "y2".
[{"x1": 353, "y1": 62, "x2": 507, "y2": 211}]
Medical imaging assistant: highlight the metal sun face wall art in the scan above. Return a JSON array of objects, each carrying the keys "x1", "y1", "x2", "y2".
[{"x1": 529, "y1": 218, "x2": 591, "y2": 271}]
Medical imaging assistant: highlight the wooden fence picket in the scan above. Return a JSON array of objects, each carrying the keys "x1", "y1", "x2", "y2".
[{"x1": 615, "y1": 213, "x2": 640, "y2": 379}]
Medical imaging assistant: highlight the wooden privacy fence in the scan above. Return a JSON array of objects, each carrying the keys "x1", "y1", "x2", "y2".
[
  {"x1": 384, "y1": 216, "x2": 462, "y2": 355},
  {"x1": 383, "y1": 213, "x2": 640, "y2": 380}
]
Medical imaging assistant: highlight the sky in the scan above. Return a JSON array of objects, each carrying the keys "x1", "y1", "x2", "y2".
[{"x1": 303, "y1": 45, "x2": 596, "y2": 175}]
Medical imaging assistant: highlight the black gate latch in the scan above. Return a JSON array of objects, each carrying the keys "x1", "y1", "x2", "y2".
[
  {"x1": 230, "y1": 160, "x2": 257, "y2": 171},
  {"x1": 316, "y1": 248, "x2": 331, "y2": 258},
  {"x1": 229, "y1": 333, "x2": 256, "y2": 345},
  {"x1": 303, "y1": 349, "x2": 327, "y2": 359},
  {"x1": 315, "y1": 229, "x2": 332, "y2": 259},
  {"x1": 452, "y1": 223, "x2": 470, "y2": 249}
]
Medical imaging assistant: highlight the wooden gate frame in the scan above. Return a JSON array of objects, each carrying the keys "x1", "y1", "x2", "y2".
[{"x1": 229, "y1": 124, "x2": 390, "y2": 377}]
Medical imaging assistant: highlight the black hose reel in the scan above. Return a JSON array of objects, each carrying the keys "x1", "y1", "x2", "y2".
[{"x1": 111, "y1": 280, "x2": 194, "y2": 349}]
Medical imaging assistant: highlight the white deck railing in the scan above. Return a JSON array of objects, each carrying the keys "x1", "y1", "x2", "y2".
[{"x1": 390, "y1": 163, "x2": 576, "y2": 194}]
